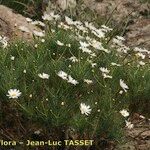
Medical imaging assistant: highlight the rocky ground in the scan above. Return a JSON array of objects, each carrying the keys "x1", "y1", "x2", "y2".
[
  {"x1": 83, "y1": 0, "x2": 150, "y2": 50},
  {"x1": 116, "y1": 114, "x2": 150, "y2": 150}
]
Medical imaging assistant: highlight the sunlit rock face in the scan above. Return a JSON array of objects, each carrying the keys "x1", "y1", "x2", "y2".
[{"x1": 0, "y1": 5, "x2": 42, "y2": 42}]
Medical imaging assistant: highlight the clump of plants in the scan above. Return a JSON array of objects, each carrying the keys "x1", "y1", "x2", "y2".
[{"x1": 0, "y1": 11, "x2": 150, "y2": 149}]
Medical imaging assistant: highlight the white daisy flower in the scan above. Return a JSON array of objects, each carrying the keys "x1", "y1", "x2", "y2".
[
  {"x1": 79, "y1": 41, "x2": 89, "y2": 48},
  {"x1": 76, "y1": 25, "x2": 88, "y2": 33},
  {"x1": 0, "y1": 36, "x2": 8, "y2": 48},
  {"x1": 61, "y1": 101, "x2": 65, "y2": 106},
  {"x1": 139, "y1": 115, "x2": 145, "y2": 119},
  {"x1": 84, "y1": 79, "x2": 93, "y2": 84},
  {"x1": 102, "y1": 48, "x2": 110, "y2": 54},
  {"x1": 76, "y1": 34, "x2": 84, "y2": 40},
  {"x1": 85, "y1": 22, "x2": 96, "y2": 31},
  {"x1": 90, "y1": 40, "x2": 103, "y2": 50},
  {"x1": 41, "y1": 39, "x2": 45, "y2": 43},
  {"x1": 49, "y1": 12, "x2": 60, "y2": 20},
  {"x1": 125, "y1": 120, "x2": 134, "y2": 129},
  {"x1": 34, "y1": 44, "x2": 38, "y2": 48},
  {"x1": 56, "y1": 40, "x2": 64, "y2": 46},
  {"x1": 113, "y1": 38, "x2": 123, "y2": 46},
  {"x1": 80, "y1": 47, "x2": 92, "y2": 54},
  {"x1": 10, "y1": 56, "x2": 15, "y2": 60},
  {"x1": 57, "y1": 71, "x2": 78, "y2": 85},
  {"x1": 120, "y1": 109, "x2": 129, "y2": 117},
  {"x1": 67, "y1": 75, "x2": 79, "y2": 85},
  {"x1": 136, "y1": 53, "x2": 145, "y2": 59},
  {"x1": 138, "y1": 61, "x2": 145, "y2": 66},
  {"x1": 91, "y1": 63, "x2": 97, "y2": 68},
  {"x1": 31, "y1": 21, "x2": 45, "y2": 27},
  {"x1": 74, "y1": 21, "x2": 82, "y2": 26},
  {"x1": 100, "y1": 67, "x2": 110, "y2": 74},
  {"x1": 57, "y1": 71, "x2": 68, "y2": 80},
  {"x1": 66, "y1": 43, "x2": 71, "y2": 47},
  {"x1": 26, "y1": 17, "x2": 32, "y2": 22},
  {"x1": 69, "y1": 56, "x2": 78, "y2": 62},
  {"x1": 7, "y1": 89, "x2": 22, "y2": 99},
  {"x1": 23, "y1": 70, "x2": 26, "y2": 73},
  {"x1": 42, "y1": 13, "x2": 53, "y2": 21},
  {"x1": 51, "y1": 29, "x2": 55, "y2": 33},
  {"x1": 42, "y1": 12, "x2": 60, "y2": 21},
  {"x1": 29, "y1": 94, "x2": 33, "y2": 98},
  {"x1": 33, "y1": 30, "x2": 45, "y2": 37},
  {"x1": 101, "y1": 25, "x2": 113, "y2": 31},
  {"x1": 103, "y1": 73, "x2": 112, "y2": 79},
  {"x1": 38, "y1": 73, "x2": 50, "y2": 79},
  {"x1": 80, "y1": 103, "x2": 91, "y2": 116},
  {"x1": 90, "y1": 53, "x2": 96, "y2": 57},
  {"x1": 134, "y1": 47, "x2": 150, "y2": 54},
  {"x1": 119, "y1": 90, "x2": 123, "y2": 94},
  {"x1": 58, "y1": 22, "x2": 71, "y2": 30},
  {"x1": 116, "y1": 36, "x2": 125, "y2": 41},
  {"x1": 120, "y1": 79, "x2": 129, "y2": 92},
  {"x1": 65, "y1": 16, "x2": 74, "y2": 25},
  {"x1": 111, "y1": 62, "x2": 121, "y2": 67},
  {"x1": 92, "y1": 29, "x2": 105, "y2": 38}
]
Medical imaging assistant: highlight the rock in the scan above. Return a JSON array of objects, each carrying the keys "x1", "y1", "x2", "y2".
[
  {"x1": 0, "y1": 5, "x2": 42, "y2": 42},
  {"x1": 138, "y1": 144, "x2": 150, "y2": 150},
  {"x1": 83, "y1": 0, "x2": 150, "y2": 23},
  {"x1": 83, "y1": 0, "x2": 150, "y2": 49},
  {"x1": 115, "y1": 141, "x2": 136, "y2": 150},
  {"x1": 125, "y1": 18, "x2": 150, "y2": 49}
]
